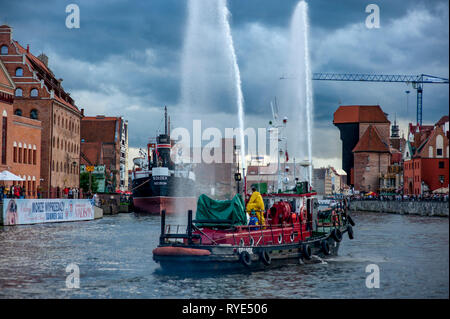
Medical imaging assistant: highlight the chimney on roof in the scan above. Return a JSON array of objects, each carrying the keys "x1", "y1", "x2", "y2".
[
  {"x1": 37, "y1": 53, "x2": 48, "y2": 67},
  {"x1": 0, "y1": 25, "x2": 12, "y2": 42},
  {"x1": 81, "y1": 108, "x2": 84, "y2": 116},
  {"x1": 26, "y1": 44, "x2": 29, "y2": 53}
]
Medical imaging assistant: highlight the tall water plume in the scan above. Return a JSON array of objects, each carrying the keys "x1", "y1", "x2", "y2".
[
  {"x1": 180, "y1": 0, "x2": 246, "y2": 188},
  {"x1": 280, "y1": 0, "x2": 313, "y2": 184},
  {"x1": 176, "y1": 0, "x2": 245, "y2": 214}
]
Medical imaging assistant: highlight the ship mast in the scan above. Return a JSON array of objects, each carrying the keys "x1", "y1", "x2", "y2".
[{"x1": 164, "y1": 105, "x2": 168, "y2": 135}]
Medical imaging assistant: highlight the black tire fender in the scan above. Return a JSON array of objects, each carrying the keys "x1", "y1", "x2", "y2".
[
  {"x1": 260, "y1": 250, "x2": 271, "y2": 266},
  {"x1": 347, "y1": 225, "x2": 354, "y2": 240},
  {"x1": 321, "y1": 240, "x2": 331, "y2": 255},
  {"x1": 302, "y1": 244, "x2": 312, "y2": 260},
  {"x1": 240, "y1": 251, "x2": 252, "y2": 267},
  {"x1": 347, "y1": 214, "x2": 355, "y2": 226}
]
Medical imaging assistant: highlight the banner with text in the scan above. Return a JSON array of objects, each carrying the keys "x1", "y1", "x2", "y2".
[{"x1": 2, "y1": 199, "x2": 94, "y2": 225}]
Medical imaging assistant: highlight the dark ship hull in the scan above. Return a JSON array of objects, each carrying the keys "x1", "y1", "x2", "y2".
[{"x1": 132, "y1": 174, "x2": 197, "y2": 214}]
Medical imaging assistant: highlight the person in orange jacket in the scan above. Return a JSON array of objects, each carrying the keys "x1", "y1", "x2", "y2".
[{"x1": 246, "y1": 186, "x2": 265, "y2": 225}]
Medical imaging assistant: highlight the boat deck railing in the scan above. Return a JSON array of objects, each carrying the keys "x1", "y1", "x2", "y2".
[{"x1": 159, "y1": 209, "x2": 348, "y2": 246}]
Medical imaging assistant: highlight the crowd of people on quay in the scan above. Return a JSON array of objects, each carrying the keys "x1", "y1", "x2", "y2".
[
  {"x1": 349, "y1": 193, "x2": 449, "y2": 202},
  {"x1": 0, "y1": 185, "x2": 28, "y2": 199}
]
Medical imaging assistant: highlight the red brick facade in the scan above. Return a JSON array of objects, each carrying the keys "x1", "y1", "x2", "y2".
[
  {"x1": 0, "y1": 59, "x2": 42, "y2": 197},
  {"x1": 403, "y1": 119, "x2": 449, "y2": 194},
  {"x1": 0, "y1": 25, "x2": 82, "y2": 197},
  {"x1": 80, "y1": 116, "x2": 128, "y2": 191}
]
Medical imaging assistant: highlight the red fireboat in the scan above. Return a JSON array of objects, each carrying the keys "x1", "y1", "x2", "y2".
[{"x1": 152, "y1": 188, "x2": 355, "y2": 272}]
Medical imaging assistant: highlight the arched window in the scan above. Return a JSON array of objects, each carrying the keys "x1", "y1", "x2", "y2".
[
  {"x1": 0, "y1": 45, "x2": 8, "y2": 55},
  {"x1": 15, "y1": 88, "x2": 23, "y2": 97},
  {"x1": 15, "y1": 68, "x2": 23, "y2": 77},
  {"x1": 30, "y1": 109, "x2": 38, "y2": 120},
  {"x1": 14, "y1": 109, "x2": 22, "y2": 116},
  {"x1": 30, "y1": 88, "x2": 38, "y2": 97}
]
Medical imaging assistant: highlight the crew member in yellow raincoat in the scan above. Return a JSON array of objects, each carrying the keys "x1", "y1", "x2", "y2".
[{"x1": 246, "y1": 186, "x2": 265, "y2": 225}]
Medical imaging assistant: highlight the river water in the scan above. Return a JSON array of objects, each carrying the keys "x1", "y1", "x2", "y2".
[{"x1": 0, "y1": 211, "x2": 448, "y2": 298}]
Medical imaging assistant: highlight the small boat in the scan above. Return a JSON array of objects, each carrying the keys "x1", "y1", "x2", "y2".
[{"x1": 152, "y1": 188, "x2": 355, "y2": 272}]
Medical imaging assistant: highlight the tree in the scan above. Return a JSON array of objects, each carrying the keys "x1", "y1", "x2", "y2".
[{"x1": 80, "y1": 172, "x2": 99, "y2": 193}]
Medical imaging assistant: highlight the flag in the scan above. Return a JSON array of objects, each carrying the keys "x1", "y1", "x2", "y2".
[{"x1": 285, "y1": 150, "x2": 289, "y2": 162}]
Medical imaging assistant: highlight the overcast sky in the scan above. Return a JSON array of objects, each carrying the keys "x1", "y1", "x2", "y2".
[{"x1": 2, "y1": 0, "x2": 449, "y2": 169}]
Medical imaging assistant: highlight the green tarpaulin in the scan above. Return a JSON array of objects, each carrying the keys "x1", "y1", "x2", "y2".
[{"x1": 195, "y1": 194, "x2": 247, "y2": 227}]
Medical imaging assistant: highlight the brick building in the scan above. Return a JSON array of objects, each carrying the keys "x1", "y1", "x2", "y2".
[
  {"x1": 80, "y1": 115, "x2": 129, "y2": 192},
  {"x1": 0, "y1": 25, "x2": 82, "y2": 197},
  {"x1": 352, "y1": 125, "x2": 391, "y2": 192},
  {"x1": 403, "y1": 116, "x2": 449, "y2": 195},
  {"x1": 0, "y1": 59, "x2": 41, "y2": 197},
  {"x1": 333, "y1": 105, "x2": 391, "y2": 186}
]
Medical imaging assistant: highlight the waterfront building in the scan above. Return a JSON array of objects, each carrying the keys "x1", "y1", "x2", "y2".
[
  {"x1": 0, "y1": 59, "x2": 42, "y2": 198},
  {"x1": 333, "y1": 105, "x2": 391, "y2": 187},
  {"x1": 312, "y1": 166, "x2": 346, "y2": 196},
  {"x1": 352, "y1": 125, "x2": 391, "y2": 192},
  {"x1": 80, "y1": 115, "x2": 128, "y2": 192},
  {"x1": 403, "y1": 116, "x2": 449, "y2": 195},
  {"x1": 0, "y1": 25, "x2": 82, "y2": 198}
]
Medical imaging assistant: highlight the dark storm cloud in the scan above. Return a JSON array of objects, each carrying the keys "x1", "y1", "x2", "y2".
[{"x1": 2, "y1": 0, "x2": 448, "y2": 161}]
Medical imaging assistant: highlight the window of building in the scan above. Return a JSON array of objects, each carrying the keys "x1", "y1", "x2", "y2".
[
  {"x1": 0, "y1": 45, "x2": 8, "y2": 55},
  {"x1": 33, "y1": 149, "x2": 36, "y2": 165},
  {"x1": 13, "y1": 145, "x2": 17, "y2": 162},
  {"x1": 23, "y1": 146, "x2": 27, "y2": 164},
  {"x1": 30, "y1": 88, "x2": 38, "y2": 97},
  {"x1": 28, "y1": 148, "x2": 32, "y2": 164},
  {"x1": 18, "y1": 145, "x2": 22, "y2": 163},
  {"x1": 437, "y1": 149, "x2": 443, "y2": 156},
  {"x1": 15, "y1": 89, "x2": 23, "y2": 97},
  {"x1": 30, "y1": 109, "x2": 38, "y2": 120},
  {"x1": 15, "y1": 68, "x2": 23, "y2": 77},
  {"x1": 439, "y1": 161, "x2": 445, "y2": 169}
]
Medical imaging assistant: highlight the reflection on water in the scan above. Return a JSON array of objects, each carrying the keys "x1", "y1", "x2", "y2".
[{"x1": 0, "y1": 212, "x2": 448, "y2": 298}]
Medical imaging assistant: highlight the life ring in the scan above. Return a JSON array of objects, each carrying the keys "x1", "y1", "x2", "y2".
[
  {"x1": 278, "y1": 234, "x2": 283, "y2": 244},
  {"x1": 331, "y1": 228, "x2": 343, "y2": 242},
  {"x1": 321, "y1": 240, "x2": 331, "y2": 255},
  {"x1": 240, "y1": 251, "x2": 252, "y2": 267},
  {"x1": 260, "y1": 250, "x2": 271, "y2": 266},
  {"x1": 347, "y1": 214, "x2": 355, "y2": 226},
  {"x1": 290, "y1": 233, "x2": 295, "y2": 242},
  {"x1": 302, "y1": 244, "x2": 312, "y2": 260},
  {"x1": 347, "y1": 225, "x2": 354, "y2": 240}
]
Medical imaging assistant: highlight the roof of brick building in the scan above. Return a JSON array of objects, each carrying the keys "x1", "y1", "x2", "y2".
[
  {"x1": 12, "y1": 40, "x2": 80, "y2": 113},
  {"x1": 333, "y1": 105, "x2": 389, "y2": 124},
  {"x1": 352, "y1": 125, "x2": 390, "y2": 153}
]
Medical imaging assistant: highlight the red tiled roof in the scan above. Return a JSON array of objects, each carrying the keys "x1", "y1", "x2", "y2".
[
  {"x1": 352, "y1": 125, "x2": 390, "y2": 153},
  {"x1": 408, "y1": 123, "x2": 434, "y2": 135},
  {"x1": 13, "y1": 40, "x2": 80, "y2": 113},
  {"x1": 333, "y1": 105, "x2": 389, "y2": 124},
  {"x1": 436, "y1": 115, "x2": 449, "y2": 127}
]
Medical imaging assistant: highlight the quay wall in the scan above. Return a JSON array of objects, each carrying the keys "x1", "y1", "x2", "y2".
[{"x1": 349, "y1": 200, "x2": 449, "y2": 217}]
